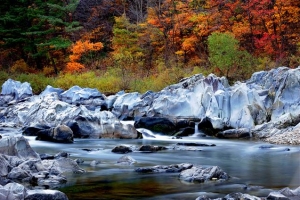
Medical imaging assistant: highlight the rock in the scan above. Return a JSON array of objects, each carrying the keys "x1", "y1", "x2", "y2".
[
  {"x1": 134, "y1": 117, "x2": 176, "y2": 135},
  {"x1": 216, "y1": 128, "x2": 251, "y2": 138},
  {"x1": 176, "y1": 143, "x2": 216, "y2": 147},
  {"x1": 109, "y1": 67, "x2": 300, "y2": 142},
  {"x1": 173, "y1": 127, "x2": 195, "y2": 137},
  {"x1": 41, "y1": 157, "x2": 85, "y2": 174},
  {"x1": 267, "y1": 186, "x2": 300, "y2": 200},
  {"x1": 0, "y1": 182, "x2": 27, "y2": 200},
  {"x1": 7, "y1": 167, "x2": 31, "y2": 180},
  {"x1": 36, "y1": 125, "x2": 74, "y2": 143},
  {"x1": 90, "y1": 160, "x2": 101, "y2": 166},
  {"x1": 39, "y1": 85, "x2": 64, "y2": 97},
  {"x1": 0, "y1": 136, "x2": 40, "y2": 159},
  {"x1": 116, "y1": 155, "x2": 136, "y2": 165},
  {"x1": 267, "y1": 192, "x2": 290, "y2": 200},
  {"x1": 224, "y1": 192, "x2": 260, "y2": 200},
  {"x1": 39, "y1": 153, "x2": 54, "y2": 160},
  {"x1": 179, "y1": 166, "x2": 229, "y2": 183},
  {"x1": 0, "y1": 79, "x2": 32, "y2": 106},
  {"x1": 54, "y1": 152, "x2": 69, "y2": 159},
  {"x1": 138, "y1": 145, "x2": 167, "y2": 152},
  {"x1": 59, "y1": 85, "x2": 107, "y2": 111},
  {"x1": 74, "y1": 158, "x2": 84, "y2": 165},
  {"x1": 112, "y1": 145, "x2": 133, "y2": 154},
  {"x1": 135, "y1": 163, "x2": 193, "y2": 173},
  {"x1": 25, "y1": 189, "x2": 69, "y2": 200},
  {"x1": 263, "y1": 123, "x2": 300, "y2": 145},
  {"x1": 67, "y1": 111, "x2": 139, "y2": 139},
  {"x1": 197, "y1": 117, "x2": 220, "y2": 136},
  {"x1": 22, "y1": 124, "x2": 51, "y2": 136}
]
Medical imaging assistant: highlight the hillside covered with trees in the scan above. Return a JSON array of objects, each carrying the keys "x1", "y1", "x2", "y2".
[{"x1": 0, "y1": 0, "x2": 299, "y2": 94}]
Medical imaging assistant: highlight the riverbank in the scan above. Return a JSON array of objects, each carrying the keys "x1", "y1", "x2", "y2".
[{"x1": 264, "y1": 130, "x2": 300, "y2": 145}]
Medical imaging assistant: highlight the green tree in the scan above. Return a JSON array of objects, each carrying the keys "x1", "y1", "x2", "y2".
[
  {"x1": 111, "y1": 14, "x2": 143, "y2": 90},
  {"x1": 208, "y1": 32, "x2": 254, "y2": 80},
  {"x1": 0, "y1": 0, "x2": 81, "y2": 73}
]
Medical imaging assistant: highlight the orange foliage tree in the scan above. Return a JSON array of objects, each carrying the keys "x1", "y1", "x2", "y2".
[{"x1": 66, "y1": 40, "x2": 103, "y2": 72}]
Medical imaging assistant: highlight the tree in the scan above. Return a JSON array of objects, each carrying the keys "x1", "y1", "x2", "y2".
[
  {"x1": 111, "y1": 15, "x2": 143, "y2": 89},
  {"x1": 0, "y1": 0, "x2": 81, "y2": 73},
  {"x1": 208, "y1": 32, "x2": 253, "y2": 80}
]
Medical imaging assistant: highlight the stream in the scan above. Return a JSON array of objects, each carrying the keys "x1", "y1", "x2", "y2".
[{"x1": 24, "y1": 127, "x2": 300, "y2": 200}]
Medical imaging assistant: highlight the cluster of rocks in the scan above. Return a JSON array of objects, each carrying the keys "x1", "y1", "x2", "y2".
[
  {"x1": 195, "y1": 186, "x2": 300, "y2": 200},
  {"x1": 1, "y1": 67, "x2": 300, "y2": 143},
  {"x1": 134, "y1": 162, "x2": 300, "y2": 200},
  {"x1": 135, "y1": 163, "x2": 229, "y2": 183},
  {"x1": 0, "y1": 135, "x2": 85, "y2": 199}
]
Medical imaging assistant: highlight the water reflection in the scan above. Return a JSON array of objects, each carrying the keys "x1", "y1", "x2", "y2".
[{"x1": 25, "y1": 131, "x2": 300, "y2": 200}]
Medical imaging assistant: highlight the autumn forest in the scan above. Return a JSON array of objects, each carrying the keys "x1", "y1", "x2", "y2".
[{"x1": 0, "y1": 0, "x2": 299, "y2": 94}]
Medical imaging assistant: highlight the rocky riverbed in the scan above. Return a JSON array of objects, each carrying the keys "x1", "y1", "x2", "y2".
[{"x1": 0, "y1": 66, "x2": 299, "y2": 199}]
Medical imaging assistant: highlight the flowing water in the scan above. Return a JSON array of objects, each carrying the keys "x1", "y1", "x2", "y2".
[{"x1": 25, "y1": 128, "x2": 300, "y2": 200}]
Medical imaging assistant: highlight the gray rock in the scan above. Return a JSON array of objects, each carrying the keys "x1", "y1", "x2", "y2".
[
  {"x1": 267, "y1": 186, "x2": 300, "y2": 200},
  {"x1": 0, "y1": 136, "x2": 40, "y2": 159},
  {"x1": 117, "y1": 155, "x2": 136, "y2": 165},
  {"x1": 224, "y1": 192, "x2": 261, "y2": 200},
  {"x1": 179, "y1": 166, "x2": 229, "y2": 183},
  {"x1": 7, "y1": 167, "x2": 31, "y2": 180},
  {"x1": 0, "y1": 182, "x2": 27, "y2": 200},
  {"x1": 138, "y1": 145, "x2": 167, "y2": 152},
  {"x1": 36, "y1": 125, "x2": 74, "y2": 143},
  {"x1": 42, "y1": 157, "x2": 85, "y2": 174},
  {"x1": 67, "y1": 111, "x2": 138, "y2": 139},
  {"x1": 0, "y1": 79, "x2": 32, "y2": 106},
  {"x1": 39, "y1": 85, "x2": 64, "y2": 97},
  {"x1": 108, "y1": 67, "x2": 300, "y2": 140},
  {"x1": 135, "y1": 163, "x2": 193, "y2": 173},
  {"x1": 90, "y1": 160, "x2": 101, "y2": 166},
  {"x1": 59, "y1": 85, "x2": 106, "y2": 110},
  {"x1": 134, "y1": 117, "x2": 176, "y2": 135},
  {"x1": 0, "y1": 155, "x2": 12, "y2": 176},
  {"x1": 112, "y1": 145, "x2": 133, "y2": 154},
  {"x1": 216, "y1": 128, "x2": 251, "y2": 138},
  {"x1": 25, "y1": 189, "x2": 69, "y2": 200}
]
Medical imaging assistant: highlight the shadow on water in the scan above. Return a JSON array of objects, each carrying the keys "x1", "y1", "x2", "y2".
[{"x1": 25, "y1": 129, "x2": 300, "y2": 200}]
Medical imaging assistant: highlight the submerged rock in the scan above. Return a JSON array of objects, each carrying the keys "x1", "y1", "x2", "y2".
[
  {"x1": 138, "y1": 145, "x2": 167, "y2": 152},
  {"x1": 117, "y1": 155, "x2": 136, "y2": 165},
  {"x1": 135, "y1": 163, "x2": 193, "y2": 173}
]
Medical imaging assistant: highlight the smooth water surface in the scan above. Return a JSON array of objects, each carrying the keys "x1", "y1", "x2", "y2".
[{"x1": 26, "y1": 132, "x2": 300, "y2": 200}]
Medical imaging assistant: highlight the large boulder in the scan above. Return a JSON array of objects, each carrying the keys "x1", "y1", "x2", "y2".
[
  {"x1": 0, "y1": 79, "x2": 33, "y2": 106},
  {"x1": 59, "y1": 85, "x2": 107, "y2": 110},
  {"x1": 25, "y1": 189, "x2": 69, "y2": 200},
  {"x1": 0, "y1": 183, "x2": 27, "y2": 200},
  {"x1": 0, "y1": 135, "x2": 39, "y2": 159},
  {"x1": 134, "y1": 117, "x2": 176, "y2": 135},
  {"x1": 179, "y1": 165, "x2": 229, "y2": 183},
  {"x1": 67, "y1": 110, "x2": 139, "y2": 139},
  {"x1": 36, "y1": 125, "x2": 74, "y2": 143}
]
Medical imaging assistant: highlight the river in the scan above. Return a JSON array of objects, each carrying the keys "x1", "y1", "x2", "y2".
[{"x1": 25, "y1": 128, "x2": 300, "y2": 200}]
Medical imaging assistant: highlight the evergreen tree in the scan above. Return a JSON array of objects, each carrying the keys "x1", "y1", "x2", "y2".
[{"x1": 0, "y1": 0, "x2": 81, "y2": 72}]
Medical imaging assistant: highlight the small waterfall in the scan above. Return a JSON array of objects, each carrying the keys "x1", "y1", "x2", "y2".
[{"x1": 192, "y1": 122, "x2": 201, "y2": 137}]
